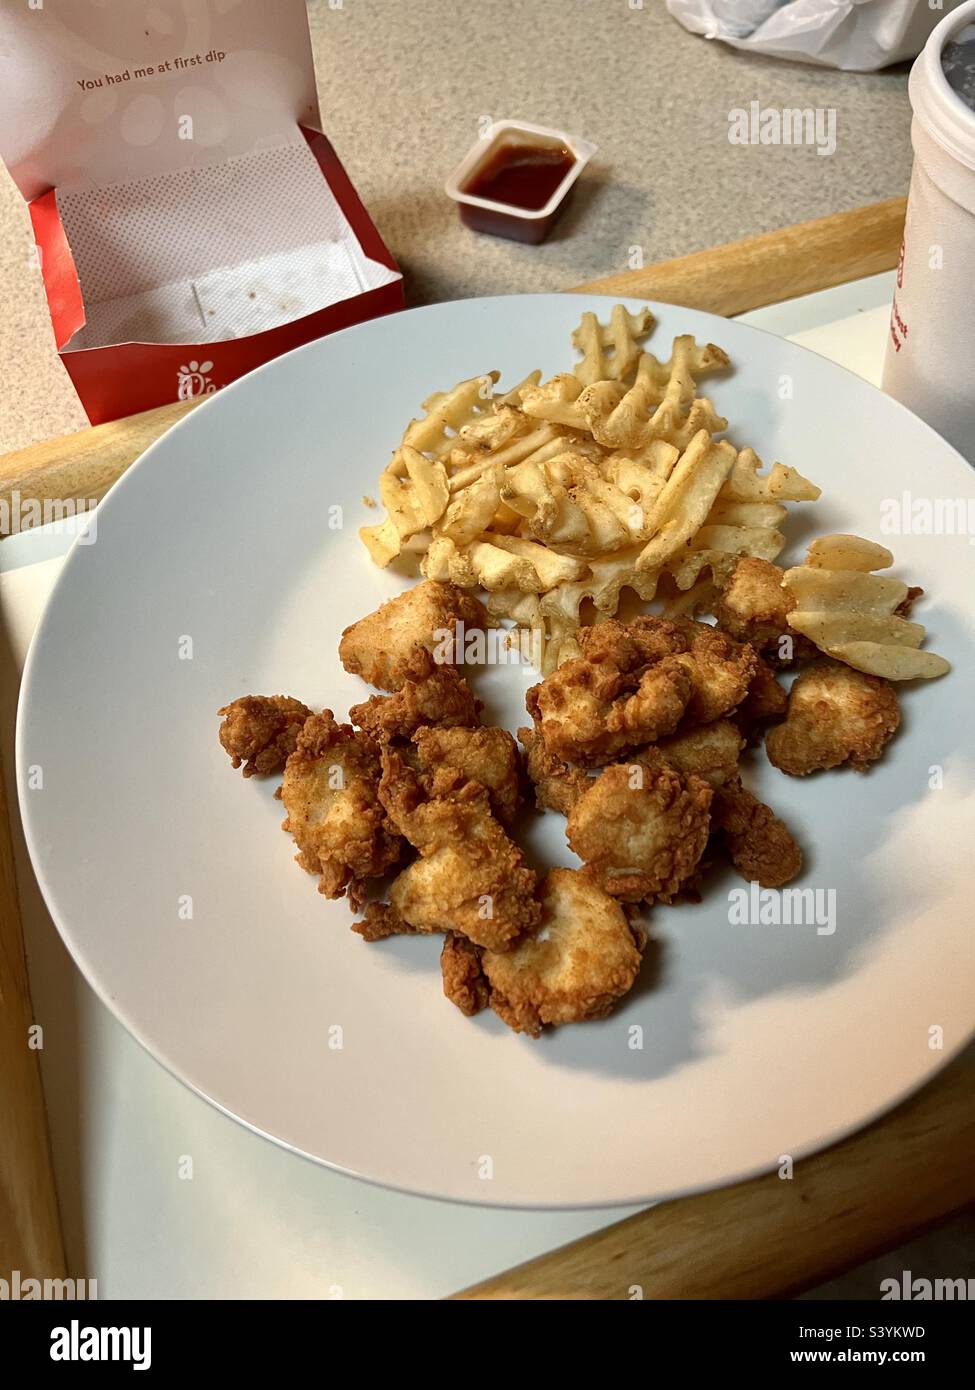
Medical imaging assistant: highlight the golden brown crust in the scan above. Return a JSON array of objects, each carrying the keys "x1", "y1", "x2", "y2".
[
  {"x1": 411, "y1": 725, "x2": 522, "y2": 826},
  {"x1": 352, "y1": 902, "x2": 419, "y2": 941},
  {"x1": 279, "y1": 712, "x2": 403, "y2": 901},
  {"x1": 349, "y1": 649, "x2": 481, "y2": 741},
  {"x1": 636, "y1": 719, "x2": 745, "y2": 790},
  {"x1": 670, "y1": 619, "x2": 758, "y2": 726},
  {"x1": 766, "y1": 659, "x2": 900, "y2": 776},
  {"x1": 218, "y1": 695, "x2": 311, "y2": 777},
  {"x1": 566, "y1": 764, "x2": 713, "y2": 904},
  {"x1": 518, "y1": 725, "x2": 595, "y2": 815},
  {"x1": 377, "y1": 759, "x2": 540, "y2": 952},
  {"x1": 440, "y1": 934, "x2": 491, "y2": 1016},
  {"x1": 526, "y1": 617, "x2": 757, "y2": 769},
  {"x1": 733, "y1": 657, "x2": 789, "y2": 743},
  {"x1": 481, "y1": 869, "x2": 646, "y2": 1037},
  {"x1": 339, "y1": 579, "x2": 488, "y2": 692},
  {"x1": 713, "y1": 557, "x2": 794, "y2": 648},
  {"x1": 711, "y1": 779, "x2": 803, "y2": 887}
]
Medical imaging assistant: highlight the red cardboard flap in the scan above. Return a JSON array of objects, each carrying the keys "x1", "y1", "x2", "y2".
[{"x1": 28, "y1": 190, "x2": 85, "y2": 350}]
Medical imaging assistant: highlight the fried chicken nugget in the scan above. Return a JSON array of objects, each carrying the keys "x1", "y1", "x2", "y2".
[
  {"x1": 339, "y1": 579, "x2": 488, "y2": 692},
  {"x1": 349, "y1": 648, "x2": 480, "y2": 741},
  {"x1": 479, "y1": 868, "x2": 647, "y2": 1037},
  {"x1": 567, "y1": 764, "x2": 713, "y2": 904},
  {"x1": 440, "y1": 933, "x2": 492, "y2": 1017},
  {"x1": 280, "y1": 712, "x2": 403, "y2": 906},
  {"x1": 518, "y1": 725, "x2": 595, "y2": 815},
  {"x1": 712, "y1": 557, "x2": 816, "y2": 665},
  {"x1": 713, "y1": 557, "x2": 794, "y2": 649},
  {"x1": 766, "y1": 659, "x2": 900, "y2": 776},
  {"x1": 520, "y1": 717, "x2": 742, "y2": 818},
  {"x1": 375, "y1": 754, "x2": 540, "y2": 951},
  {"x1": 526, "y1": 617, "x2": 756, "y2": 768},
  {"x1": 733, "y1": 656, "x2": 789, "y2": 744},
  {"x1": 711, "y1": 780, "x2": 802, "y2": 888},
  {"x1": 526, "y1": 623, "x2": 692, "y2": 766},
  {"x1": 637, "y1": 719, "x2": 745, "y2": 789},
  {"x1": 670, "y1": 619, "x2": 758, "y2": 726},
  {"x1": 411, "y1": 724, "x2": 521, "y2": 826},
  {"x1": 218, "y1": 695, "x2": 311, "y2": 777}
]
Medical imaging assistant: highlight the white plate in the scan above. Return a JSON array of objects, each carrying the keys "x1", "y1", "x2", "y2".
[{"x1": 17, "y1": 295, "x2": 975, "y2": 1208}]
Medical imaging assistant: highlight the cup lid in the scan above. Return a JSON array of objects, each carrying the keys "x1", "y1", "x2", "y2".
[{"x1": 910, "y1": 0, "x2": 975, "y2": 173}]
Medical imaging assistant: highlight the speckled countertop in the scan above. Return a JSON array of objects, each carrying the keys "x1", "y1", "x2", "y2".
[{"x1": 0, "y1": 0, "x2": 915, "y2": 454}]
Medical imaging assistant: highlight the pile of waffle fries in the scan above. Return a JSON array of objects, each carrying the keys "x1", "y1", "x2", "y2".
[{"x1": 360, "y1": 304, "x2": 822, "y2": 672}]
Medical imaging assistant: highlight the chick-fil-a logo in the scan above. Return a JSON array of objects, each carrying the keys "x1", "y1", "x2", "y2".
[{"x1": 176, "y1": 359, "x2": 217, "y2": 400}]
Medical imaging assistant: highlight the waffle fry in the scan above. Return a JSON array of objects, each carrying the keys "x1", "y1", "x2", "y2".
[
  {"x1": 636, "y1": 432, "x2": 737, "y2": 571},
  {"x1": 522, "y1": 335, "x2": 730, "y2": 452},
  {"x1": 784, "y1": 535, "x2": 950, "y2": 680},
  {"x1": 403, "y1": 372, "x2": 500, "y2": 459},
  {"x1": 571, "y1": 304, "x2": 655, "y2": 385},
  {"x1": 359, "y1": 304, "x2": 822, "y2": 668}
]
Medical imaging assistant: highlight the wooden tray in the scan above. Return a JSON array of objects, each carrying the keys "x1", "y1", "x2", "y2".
[{"x1": 7, "y1": 195, "x2": 971, "y2": 1300}]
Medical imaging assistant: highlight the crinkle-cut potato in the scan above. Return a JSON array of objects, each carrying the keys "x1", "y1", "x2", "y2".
[
  {"x1": 806, "y1": 533, "x2": 894, "y2": 572},
  {"x1": 522, "y1": 337, "x2": 729, "y2": 452},
  {"x1": 571, "y1": 304, "x2": 655, "y2": 385},
  {"x1": 783, "y1": 535, "x2": 950, "y2": 680},
  {"x1": 359, "y1": 304, "x2": 823, "y2": 668},
  {"x1": 721, "y1": 448, "x2": 821, "y2": 503},
  {"x1": 576, "y1": 338, "x2": 729, "y2": 451}
]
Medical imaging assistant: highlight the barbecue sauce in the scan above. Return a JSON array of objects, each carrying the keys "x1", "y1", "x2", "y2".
[{"x1": 458, "y1": 140, "x2": 577, "y2": 243}]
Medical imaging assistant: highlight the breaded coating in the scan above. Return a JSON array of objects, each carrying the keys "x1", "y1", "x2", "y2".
[
  {"x1": 896, "y1": 585, "x2": 924, "y2": 618},
  {"x1": 638, "y1": 719, "x2": 744, "y2": 789},
  {"x1": 339, "y1": 579, "x2": 488, "y2": 692},
  {"x1": 713, "y1": 557, "x2": 795, "y2": 650},
  {"x1": 411, "y1": 724, "x2": 521, "y2": 826},
  {"x1": 480, "y1": 868, "x2": 646, "y2": 1037},
  {"x1": 280, "y1": 712, "x2": 403, "y2": 906},
  {"x1": 378, "y1": 774, "x2": 540, "y2": 952},
  {"x1": 712, "y1": 780, "x2": 803, "y2": 887},
  {"x1": 520, "y1": 717, "x2": 742, "y2": 820},
  {"x1": 352, "y1": 902, "x2": 420, "y2": 941},
  {"x1": 518, "y1": 725, "x2": 595, "y2": 815},
  {"x1": 670, "y1": 619, "x2": 758, "y2": 726},
  {"x1": 604, "y1": 657, "x2": 695, "y2": 744},
  {"x1": 526, "y1": 618, "x2": 696, "y2": 767},
  {"x1": 713, "y1": 557, "x2": 818, "y2": 666},
  {"x1": 440, "y1": 933, "x2": 492, "y2": 1017},
  {"x1": 576, "y1": 617, "x2": 686, "y2": 667},
  {"x1": 566, "y1": 764, "x2": 713, "y2": 904},
  {"x1": 734, "y1": 657, "x2": 789, "y2": 743},
  {"x1": 218, "y1": 695, "x2": 311, "y2": 777},
  {"x1": 349, "y1": 648, "x2": 480, "y2": 741},
  {"x1": 526, "y1": 653, "x2": 691, "y2": 766},
  {"x1": 526, "y1": 617, "x2": 756, "y2": 768},
  {"x1": 766, "y1": 659, "x2": 900, "y2": 776}
]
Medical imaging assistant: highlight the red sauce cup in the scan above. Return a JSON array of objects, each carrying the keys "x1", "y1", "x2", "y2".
[{"x1": 445, "y1": 120, "x2": 597, "y2": 244}]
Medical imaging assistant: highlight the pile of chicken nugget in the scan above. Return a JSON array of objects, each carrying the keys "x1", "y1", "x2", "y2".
[{"x1": 218, "y1": 551, "x2": 937, "y2": 1038}]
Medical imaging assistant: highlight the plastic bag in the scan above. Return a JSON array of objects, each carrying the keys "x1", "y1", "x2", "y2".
[{"x1": 666, "y1": 0, "x2": 961, "y2": 72}]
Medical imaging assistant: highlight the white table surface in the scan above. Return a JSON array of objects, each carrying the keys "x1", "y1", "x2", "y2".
[{"x1": 0, "y1": 274, "x2": 896, "y2": 1300}]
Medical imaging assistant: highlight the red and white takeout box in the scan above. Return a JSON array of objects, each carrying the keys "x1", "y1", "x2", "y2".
[{"x1": 0, "y1": 0, "x2": 403, "y2": 424}]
